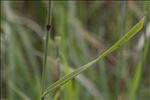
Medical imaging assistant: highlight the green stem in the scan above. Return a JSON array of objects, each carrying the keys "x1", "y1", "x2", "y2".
[{"x1": 41, "y1": 0, "x2": 52, "y2": 100}]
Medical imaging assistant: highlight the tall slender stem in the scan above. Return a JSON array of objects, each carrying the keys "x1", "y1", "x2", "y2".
[{"x1": 41, "y1": 0, "x2": 52, "y2": 100}]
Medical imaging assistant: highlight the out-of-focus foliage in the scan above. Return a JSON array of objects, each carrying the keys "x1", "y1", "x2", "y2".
[{"x1": 1, "y1": 1, "x2": 150, "y2": 100}]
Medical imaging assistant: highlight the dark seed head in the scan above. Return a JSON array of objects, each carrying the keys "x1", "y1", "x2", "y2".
[
  {"x1": 46, "y1": 24, "x2": 51, "y2": 31},
  {"x1": 41, "y1": 96, "x2": 44, "y2": 100}
]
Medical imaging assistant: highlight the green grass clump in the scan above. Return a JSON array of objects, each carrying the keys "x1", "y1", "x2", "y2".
[{"x1": 1, "y1": 1, "x2": 149, "y2": 100}]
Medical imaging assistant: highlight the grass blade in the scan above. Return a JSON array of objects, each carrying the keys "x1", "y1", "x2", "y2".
[
  {"x1": 129, "y1": 37, "x2": 149, "y2": 100},
  {"x1": 42, "y1": 17, "x2": 145, "y2": 97}
]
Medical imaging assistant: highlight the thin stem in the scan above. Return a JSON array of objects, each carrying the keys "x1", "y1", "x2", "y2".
[
  {"x1": 53, "y1": 36, "x2": 61, "y2": 99},
  {"x1": 55, "y1": 36, "x2": 61, "y2": 79},
  {"x1": 41, "y1": 0, "x2": 52, "y2": 99}
]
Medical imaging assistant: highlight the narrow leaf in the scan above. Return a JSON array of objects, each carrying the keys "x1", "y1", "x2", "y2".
[
  {"x1": 129, "y1": 38, "x2": 149, "y2": 100},
  {"x1": 42, "y1": 17, "x2": 145, "y2": 97}
]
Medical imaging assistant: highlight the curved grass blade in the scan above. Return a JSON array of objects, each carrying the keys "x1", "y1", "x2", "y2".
[{"x1": 42, "y1": 17, "x2": 145, "y2": 98}]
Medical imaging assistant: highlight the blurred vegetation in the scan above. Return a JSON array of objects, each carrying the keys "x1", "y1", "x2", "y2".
[{"x1": 0, "y1": 1, "x2": 150, "y2": 100}]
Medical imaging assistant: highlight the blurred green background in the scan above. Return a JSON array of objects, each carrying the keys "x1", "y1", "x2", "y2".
[{"x1": 1, "y1": 1, "x2": 150, "y2": 100}]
